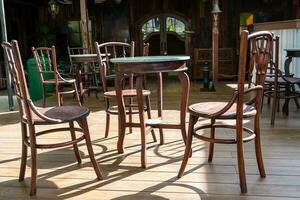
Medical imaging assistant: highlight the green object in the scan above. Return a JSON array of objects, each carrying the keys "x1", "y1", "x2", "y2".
[
  {"x1": 240, "y1": 12, "x2": 253, "y2": 26},
  {"x1": 26, "y1": 58, "x2": 54, "y2": 101},
  {"x1": 202, "y1": 61, "x2": 210, "y2": 89}
]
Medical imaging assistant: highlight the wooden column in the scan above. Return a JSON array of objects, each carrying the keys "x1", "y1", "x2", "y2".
[
  {"x1": 0, "y1": 0, "x2": 14, "y2": 110},
  {"x1": 211, "y1": 0, "x2": 221, "y2": 88},
  {"x1": 80, "y1": 0, "x2": 89, "y2": 50}
]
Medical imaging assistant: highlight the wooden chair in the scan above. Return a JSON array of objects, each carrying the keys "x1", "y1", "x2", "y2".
[
  {"x1": 143, "y1": 43, "x2": 164, "y2": 144},
  {"x1": 32, "y1": 46, "x2": 81, "y2": 107},
  {"x1": 94, "y1": 41, "x2": 157, "y2": 141},
  {"x1": 178, "y1": 31, "x2": 272, "y2": 193},
  {"x1": 2, "y1": 40, "x2": 103, "y2": 196},
  {"x1": 264, "y1": 36, "x2": 300, "y2": 125},
  {"x1": 67, "y1": 46, "x2": 102, "y2": 98},
  {"x1": 67, "y1": 46, "x2": 90, "y2": 75}
]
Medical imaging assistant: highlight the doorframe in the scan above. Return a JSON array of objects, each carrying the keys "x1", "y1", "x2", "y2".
[{"x1": 137, "y1": 11, "x2": 191, "y2": 56}]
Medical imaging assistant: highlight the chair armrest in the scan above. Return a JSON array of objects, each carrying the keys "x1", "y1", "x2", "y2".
[
  {"x1": 56, "y1": 72, "x2": 75, "y2": 84},
  {"x1": 244, "y1": 85, "x2": 263, "y2": 105},
  {"x1": 209, "y1": 92, "x2": 238, "y2": 118},
  {"x1": 27, "y1": 100, "x2": 62, "y2": 123}
]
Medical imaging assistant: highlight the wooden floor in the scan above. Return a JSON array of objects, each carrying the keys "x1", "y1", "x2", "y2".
[{"x1": 1, "y1": 80, "x2": 300, "y2": 200}]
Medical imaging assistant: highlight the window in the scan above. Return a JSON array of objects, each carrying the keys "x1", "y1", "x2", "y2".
[
  {"x1": 166, "y1": 17, "x2": 185, "y2": 38},
  {"x1": 142, "y1": 17, "x2": 160, "y2": 40}
]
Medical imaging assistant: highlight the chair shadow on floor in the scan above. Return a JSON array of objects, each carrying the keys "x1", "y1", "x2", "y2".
[{"x1": 1, "y1": 133, "x2": 209, "y2": 199}]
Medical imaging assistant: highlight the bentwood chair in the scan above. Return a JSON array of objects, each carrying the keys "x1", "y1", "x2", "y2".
[
  {"x1": 67, "y1": 46, "x2": 102, "y2": 98},
  {"x1": 32, "y1": 46, "x2": 81, "y2": 107},
  {"x1": 264, "y1": 36, "x2": 300, "y2": 125},
  {"x1": 2, "y1": 40, "x2": 103, "y2": 196},
  {"x1": 178, "y1": 31, "x2": 272, "y2": 193},
  {"x1": 67, "y1": 46, "x2": 90, "y2": 75},
  {"x1": 94, "y1": 41, "x2": 157, "y2": 141}
]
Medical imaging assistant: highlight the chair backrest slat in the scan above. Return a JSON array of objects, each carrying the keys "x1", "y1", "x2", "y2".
[
  {"x1": 94, "y1": 41, "x2": 135, "y2": 92},
  {"x1": 32, "y1": 46, "x2": 58, "y2": 82},
  {"x1": 67, "y1": 47, "x2": 91, "y2": 61},
  {"x1": 235, "y1": 31, "x2": 272, "y2": 134},
  {"x1": 2, "y1": 41, "x2": 33, "y2": 122},
  {"x1": 247, "y1": 31, "x2": 273, "y2": 88}
]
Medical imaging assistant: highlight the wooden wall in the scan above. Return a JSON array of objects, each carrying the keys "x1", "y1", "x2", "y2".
[
  {"x1": 4, "y1": 0, "x2": 81, "y2": 59},
  {"x1": 2, "y1": 0, "x2": 299, "y2": 69},
  {"x1": 125, "y1": 0, "x2": 240, "y2": 78},
  {"x1": 128, "y1": 0, "x2": 239, "y2": 51}
]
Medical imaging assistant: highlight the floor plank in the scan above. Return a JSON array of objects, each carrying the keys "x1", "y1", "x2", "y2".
[{"x1": 1, "y1": 81, "x2": 300, "y2": 199}]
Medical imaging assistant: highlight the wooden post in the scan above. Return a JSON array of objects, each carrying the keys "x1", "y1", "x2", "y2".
[
  {"x1": 0, "y1": 0, "x2": 14, "y2": 110},
  {"x1": 80, "y1": 0, "x2": 89, "y2": 50},
  {"x1": 80, "y1": 0, "x2": 89, "y2": 77},
  {"x1": 211, "y1": 0, "x2": 221, "y2": 90}
]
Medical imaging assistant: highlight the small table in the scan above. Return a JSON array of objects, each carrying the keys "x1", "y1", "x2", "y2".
[
  {"x1": 283, "y1": 49, "x2": 300, "y2": 114},
  {"x1": 111, "y1": 55, "x2": 190, "y2": 168},
  {"x1": 69, "y1": 54, "x2": 99, "y2": 103}
]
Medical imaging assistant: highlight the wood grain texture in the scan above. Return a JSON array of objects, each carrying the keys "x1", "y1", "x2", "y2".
[{"x1": 0, "y1": 77, "x2": 300, "y2": 199}]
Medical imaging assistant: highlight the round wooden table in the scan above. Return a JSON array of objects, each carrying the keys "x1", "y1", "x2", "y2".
[
  {"x1": 111, "y1": 55, "x2": 190, "y2": 168},
  {"x1": 282, "y1": 49, "x2": 300, "y2": 115},
  {"x1": 69, "y1": 54, "x2": 99, "y2": 103}
]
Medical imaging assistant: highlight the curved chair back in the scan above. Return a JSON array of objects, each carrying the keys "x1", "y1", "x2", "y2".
[
  {"x1": 94, "y1": 41, "x2": 135, "y2": 92},
  {"x1": 31, "y1": 46, "x2": 58, "y2": 83},
  {"x1": 67, "y1": 46, "x2": 93, "y2": 74},
  {"x1": 236, "y1": 31, "x2": 272, "y2": 123},
  {"x1": 2, "y1": 41, "x2": 33, "y2": 124}
]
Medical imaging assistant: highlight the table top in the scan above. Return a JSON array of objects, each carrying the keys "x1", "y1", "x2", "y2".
[
  {"x1": 284, "y1": 49, "x2": 300, "y2": 58},
  {"x1": 110, "y1": 55, "x2": 190, "y2": 64},
  {"x1": 69, "y1": 54, "x2": 98, "y2": 63},
  {"x1": 111, "y1": 55, "x2": 190, "y2": 73},
  {"x1": 284, "y1": 48, "x2": 300, "y2": 52}
]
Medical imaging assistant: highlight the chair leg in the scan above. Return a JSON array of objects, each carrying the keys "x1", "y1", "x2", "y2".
[
  {"x1": 178, "y1": 115, "x2": 198, "y2": 178},
  {"x1": 254, "y1": 115, "x2": 266, "y2": 178},
  {"x1": 208, "y1": 119, "x2": 216, "y2": 162},
  {"x1": 271, "y1": 87, "x2": 279, "y2": 125},
  {"x1": 19, "y1": 122, "x2": 28, "y2": 181},
  {"x1": 28, "y1": 126, "x2": 37, "y2": 196},
  {"x1": 42, "y1": 84, "x2": 46, "y2": 107},
  {"x1": 267, "y1": 86, "x2": 271, "y2": 105},
  {"x1": 128, "y1": 98, "x2": 133, "y2": 133},
  {"x1": 283, "y1": 84, "x2": 290, "y2": 115},
  {"x1": 145, "y1": 95, "x2": 157, "y2": 142},
  {"x1": 294, "y1": 97, "x2": 300, "y2": 108},
  {"x1": 236, "y1": 125, "x2": 247, "y2": 193},
  {"x1": 73, "y1": 82, "x2": 82, "y2": 106},
  {"x1": 159, "y1": 128, "x2": 164, "y2": 145},
  {"x1": 59, "y1": 93, "x2": 63, "y2": 106},
  {"x1": 261, "y1": 94, "x2": 265, "y2": 109},
  {"x1": 105, "y1": 113, "x2": 110, "y2": 138},
  {"x1": 69, "y1": 121, "x2": 81, "y2": 164},
  {"x1": 79, "y1": 118, "x2": 103, "y2": 180}
]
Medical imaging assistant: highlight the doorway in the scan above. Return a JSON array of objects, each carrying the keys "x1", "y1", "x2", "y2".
[{"x1": 140, "y1": 14, "x2": 187, "y2": 56}]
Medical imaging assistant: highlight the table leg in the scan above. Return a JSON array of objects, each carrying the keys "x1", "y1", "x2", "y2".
[
  {"x1": 283, "y1": 56, "x2": 292, "y2": 115},
  {"x1": 157, "y1": 72, "x2": 164, "y2": 145},
  {"x1": 178, "y1": 71, "x2": 190, "y2": 144},
  {"x1": 115, "y1": 73, "x2": 126, "y2": 154},
  {"x1": 136, "y1": 74, "x2": 147, "y2": 168},
  {"x1": 76, "y1": 63, "x2": 84, "y2": 104},
  {"x1": 284, "y1": 56, "x2": 292, "y2": 76}
]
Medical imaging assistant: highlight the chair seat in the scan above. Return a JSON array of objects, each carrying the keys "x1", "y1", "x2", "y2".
[
  {"x1": 104, "y1": 89, "x2": 151, "y2": 98},
  {"x1": 265, "y1": 77, "x2": 300, "y2": 84},
  {"x1": 43, "y1": 78, "x2": 76, "y2": 84},
  {"x1": 106, "y1": 74, "x2": 116, "y2": 80},
  {"x1": 23, "y1": 106, "x2": 90, "y2": 124},
  {"x1": 189, "y1": 102, "x2": 257, "y2": 119}
]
